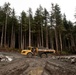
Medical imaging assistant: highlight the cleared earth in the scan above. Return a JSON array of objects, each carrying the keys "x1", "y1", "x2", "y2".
[{"x1": 0, "y1": 52, "x2": 76, "y2": 75}]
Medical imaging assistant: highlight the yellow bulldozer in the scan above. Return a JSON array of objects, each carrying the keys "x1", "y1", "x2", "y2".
[{"x1": 21, "y1": 46, "x2": 55, "y2": 58}]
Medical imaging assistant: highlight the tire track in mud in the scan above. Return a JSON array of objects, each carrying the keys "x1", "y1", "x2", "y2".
[
  {"x1": 1, "y1": 52, "x2": 76, "y2": 75},
  {"x1": 0, "y1": 57, "x2": 47, "y2": 75},
  {"x1": 0, "y1": 58, "x2": 29, "y2": 75},
  {"x1": 22, "y1": 58, "x2": 47, "y2": 75}
]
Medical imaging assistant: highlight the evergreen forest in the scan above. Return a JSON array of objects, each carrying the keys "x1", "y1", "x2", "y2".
[{"x1": 0, "y1": 2, "x2": 76, "y2": 53}]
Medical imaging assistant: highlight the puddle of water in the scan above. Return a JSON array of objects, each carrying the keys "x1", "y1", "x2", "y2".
[{"x1": 28, "y1": 67, "x2": 43, "y2": 75}]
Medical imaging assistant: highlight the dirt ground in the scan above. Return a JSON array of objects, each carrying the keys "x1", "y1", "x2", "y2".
[{"x1": 0, "y1": 52, "x2": 76, "y2": 75}]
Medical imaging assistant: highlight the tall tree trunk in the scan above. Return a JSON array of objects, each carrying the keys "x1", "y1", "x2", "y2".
[
  {"x1": 11, "y1": 24, "x2": 15, "y2": 48},
  {"x1": 21, "y1": 23, "x2": 23, "y2": 49},
  {"x1": 24, "y1": 32, "x2": 26, "y2": 49},
  {"x1": 50, "y1": 37, "x2": 54, "y2": 49},
  {"x1": 18, "y1": 23, "x2": 21, "y2": 49},
  {"x1": 59, "y1": 31, "x2": 62, "y2": 53},
  {"x1": 18, "y1": 33, "x2": 21, "y2": 49},
  {"x1": 22, "y1": 34, "x2": 24, "y2": 49},
  {"x1": 63, "y1": 37, "x2": 66, "y2": 50},
  {"x1": 29, "y1": 20, "x2": 31, "y2": 47},
  {"x1": 70, "y1": 33, "x2": 75, "y2": 52},
  {"x1": 46, "y1": 29, "x2": 48, "y2": 49},
  {"x1": 37, "y1": 32, "x2": 41, "y2": 47},
  {"x1": 41, "y1": 22, "x2": 43, "y2": 47},
  {"x1": 45, "y1": 23, "x2": 48, "y2": 49},
  {"x1": 29, "y1": 10, "x2": 31, "y2": 47},
  {"x1": 1, "y1": 25, "x2": 4, "y2": 47},
  {"x1": 37, "y1": 36, "x2": 39, "y2": 47},
  {"x1": 55, "y1": 28, "x2": 58, "y2": 53},
  {"x1": 7, "y1": 34, "x2": 10, "y2": 48},
  {"x1": 39, "y1": 31, "x2": 41, "y2": 47},
  {"x1": 4, "y1": 13, "x2": 8, "y2": 47},
  {"x1": 38, "y1": 31, "x2": 41, "y2": 47},
  {"x1": 13, "y1": 31, "x2": 15, "y2": 48},
  {"x1": 71, "y1": 33, "x2": 75, "y2": 47},
  {"x1": 68, "y1": 39, "x2": 70, "y2": 51},
  {"x1": 11, "y1": 25, "x2": 13, "y2": 48}
]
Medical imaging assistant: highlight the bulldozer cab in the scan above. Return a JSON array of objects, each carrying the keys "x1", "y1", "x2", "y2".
[
  {"x1": 27, "y1": 47, "x2": 36, "y2": 52},
  {"x1": 31, "y1": 47, "x2": 38, "y2": 55}
]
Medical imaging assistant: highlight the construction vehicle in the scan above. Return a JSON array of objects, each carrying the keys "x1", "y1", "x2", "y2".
[{"x1": 21, "y1": 46, "x2": 55, "y2": 58}]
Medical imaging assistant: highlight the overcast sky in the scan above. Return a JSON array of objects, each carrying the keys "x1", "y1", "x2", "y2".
[{"x1": 0, "y1": 0, "x2": 76, "y2": 22}]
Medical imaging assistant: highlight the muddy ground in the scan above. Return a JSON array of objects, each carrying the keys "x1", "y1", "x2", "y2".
[{"x1": 0, "y1": 52, "x2": 76, "y2": 75}]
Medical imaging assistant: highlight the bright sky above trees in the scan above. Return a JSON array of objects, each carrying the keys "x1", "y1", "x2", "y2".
[{"x1": 0, "y1": 0, "x2": 76, "y2": 22}]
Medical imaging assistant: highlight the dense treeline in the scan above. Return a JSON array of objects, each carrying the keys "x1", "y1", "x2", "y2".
[{"x1": 0, "y1": 2, "x2": 76, "y2": 53}]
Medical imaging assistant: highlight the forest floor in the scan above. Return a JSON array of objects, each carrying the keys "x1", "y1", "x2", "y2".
[{"x1": 0, "y1": 52, "x2": 76, "y2": 75}]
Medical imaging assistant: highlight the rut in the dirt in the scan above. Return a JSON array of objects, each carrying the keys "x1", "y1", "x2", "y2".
[
  {"x1": 22, "y1": 58, "x2": 46, "y2": 75},
  {"x1": 0, "y1": 57, "x2": 47, "y2": 75},
  {"x1": 1, "y1": 52, "x2": 76, "y2": 75},
  {"x1": 0, "y1": 58, "x2": 29, "y2": 75}
]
